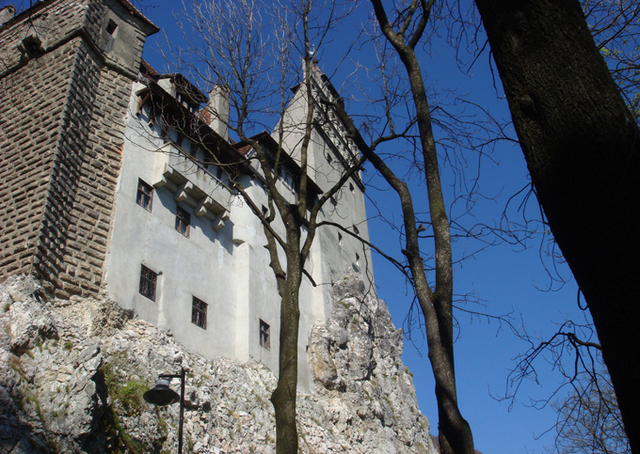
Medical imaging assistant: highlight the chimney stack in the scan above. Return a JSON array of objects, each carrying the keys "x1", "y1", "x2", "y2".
[{"x1": 208, "y1": 85, "x2": 230, "y2": 141}]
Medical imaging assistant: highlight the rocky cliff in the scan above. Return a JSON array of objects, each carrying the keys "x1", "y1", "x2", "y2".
[{"x1": 0, "y1": 275, "x2": 435, "y2": 454}]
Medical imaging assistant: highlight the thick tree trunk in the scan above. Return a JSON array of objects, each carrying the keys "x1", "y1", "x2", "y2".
[{"x1": 474, "y1": 1, "x2": 640, "y2": 451}]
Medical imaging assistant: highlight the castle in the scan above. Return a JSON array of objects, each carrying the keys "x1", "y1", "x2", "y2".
[{"x1": 0, "y1": 0, "x2": 372, "y2": 389}]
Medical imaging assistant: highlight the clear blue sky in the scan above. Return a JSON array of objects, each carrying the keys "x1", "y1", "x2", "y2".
[
  {"x1": 133, "y1": 2, "x2": 594, "y2": 453},
  {"x1": 135, "y1": 2, "x2": 591, "y2": 453}
]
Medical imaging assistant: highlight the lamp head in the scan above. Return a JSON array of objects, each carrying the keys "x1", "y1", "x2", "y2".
[{"x1": 143, "y1": 378, "x2": 180, "y2": 406}]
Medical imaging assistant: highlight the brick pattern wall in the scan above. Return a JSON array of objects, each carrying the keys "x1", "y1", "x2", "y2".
[
  {"x1": 0, "y1": 40, "x2": 79, "y2": 280},
  {"x1": 52, "y1": 59, "x2": 131, "y2": 297},
  {"x1": 35, "y1": 38, "x2": 108, "y2": 297},
  {"x1": 0, "y1": 0, "x2": 149, "y2": 297}
]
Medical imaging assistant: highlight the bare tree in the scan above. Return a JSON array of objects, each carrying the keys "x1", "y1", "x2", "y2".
[
  {"x1": 160, "y1": 1, "x2": 362, "y2": 452},
  {"x1": 551, "y1": 364, "x2": 630, "y2": 454},
  {"x1": 156, "y1": 0, "x2": 640, "y2": 452},
  {"x1": 367, "y1": 1, "x2": 475, "y2": 452},
  {"x1": 474, "y1": 0, "x2": 640, "y2": 451},
  {"x1": 320, "y1": 0, "x2": 479, "y2": 453}
]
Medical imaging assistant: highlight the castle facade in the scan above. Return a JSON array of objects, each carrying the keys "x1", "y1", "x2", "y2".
[{"x1": 0, "y1": 0, "x2": 372, "y2": 389}]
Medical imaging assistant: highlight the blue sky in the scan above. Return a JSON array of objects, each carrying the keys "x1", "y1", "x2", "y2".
[{"x1": 135, "y1": 2, "x2": 591, "y2": 453}]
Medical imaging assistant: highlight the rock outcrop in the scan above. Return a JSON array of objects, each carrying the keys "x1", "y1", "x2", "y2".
[{"x1": 0, "y1": 275, "x2": 435, "y2": 453}]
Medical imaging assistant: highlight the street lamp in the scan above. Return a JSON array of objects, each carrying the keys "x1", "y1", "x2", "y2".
[{"x1": 144, "y1": 368, "x2": 186, "y2": 454}]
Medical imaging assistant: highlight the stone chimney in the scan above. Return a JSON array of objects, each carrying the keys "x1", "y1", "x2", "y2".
[
  {"x1": 0, "y1": 5, "x2": 16, "y2": 26},
  {"x1": 207, "y1": 85, "x2": 230, "y2": 141}
]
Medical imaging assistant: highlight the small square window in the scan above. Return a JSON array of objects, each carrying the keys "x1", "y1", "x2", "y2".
[
  {"x1": 191, "y1": 296, "x2": 207, "y2": 329},
  {"x1": 353, "y1": 224, "x2": 360, "y2": 235},
  {"x1": 139, "y1": 264, "x2": 158, "y2": 301},
  {"x1": 136, "y1": 179, "x2": 153, "y2": 211},
  {"x1": 176, "y1": 206, "x2": 191, "y2": 237},
  {"x1": 106, "y1": 19, "x2": 117, "y2": 35},
  {"x1": 260, "y1": 320, "x2": 270, "y2": 350},
  {"x1": 349, "y1": 182, "x2": 355, "y2": 193}
]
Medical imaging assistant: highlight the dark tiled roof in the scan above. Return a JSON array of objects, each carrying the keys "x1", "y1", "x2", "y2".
[{"x1": 140, "y1": 59, "x2": 160, "y2": 78}]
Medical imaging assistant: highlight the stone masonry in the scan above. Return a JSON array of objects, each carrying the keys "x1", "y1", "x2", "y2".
[{"x1": 0, "y1": 0, "x2": 158, "y2": 297}]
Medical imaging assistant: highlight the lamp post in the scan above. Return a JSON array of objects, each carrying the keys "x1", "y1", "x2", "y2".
[{"x1": 143, "y1": 368, "x2": 186, "y2": 454}]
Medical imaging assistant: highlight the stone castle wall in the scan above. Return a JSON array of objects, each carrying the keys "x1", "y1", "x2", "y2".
[
  {"x1": 0, "y1": 31, "x2": 81, "y2": 284},
  {"x1": 0, "y1": 0, "x2": 153, "y2": 297}
]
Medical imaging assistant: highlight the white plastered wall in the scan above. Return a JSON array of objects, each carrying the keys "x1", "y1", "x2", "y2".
[{"x1": 104, "y1": 75, "x2": 373, "y2": 392}]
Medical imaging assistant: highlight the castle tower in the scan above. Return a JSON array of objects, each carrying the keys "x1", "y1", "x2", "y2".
[{"x1": 0, "y1": 0, "x2": 158, "y2": 297}]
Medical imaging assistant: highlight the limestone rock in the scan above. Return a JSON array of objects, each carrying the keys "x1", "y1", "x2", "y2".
[
  {"x1": 1, "y1": 277, "x2": 58, "y2": 354},
  {"x1": 0, "y1": 275, "x2": 436, "y2": 453},
  {"x1": 308, "y1": 274, "x2": 432, "y2": 453}
]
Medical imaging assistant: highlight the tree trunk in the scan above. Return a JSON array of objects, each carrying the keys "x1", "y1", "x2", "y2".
[
  {"x1": 270, "y1": 229, "x2": 302, "y2": 454},
  {"x1": 474, "y1": 1, "x2": 640, "y2": 451},
  {"x1": 403, "y1": 52, "x2": 474, "y2": 454},
  {"x1": 331, "y1": 2, "x2": 475, "y2": 444}
]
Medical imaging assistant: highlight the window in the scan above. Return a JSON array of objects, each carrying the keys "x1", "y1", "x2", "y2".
[
  {"x1": 338, "y1": 232, "x2": 343, "y2": 247},
  {"x1": 260, "y1": 320, "x2": 270, "y2": 350},
  {"x1": 216, "y1": 165, "x2": 224, "y2": 181},
  {"x1": 136, "y1": 179, "x2": 153, "y2": 211},
  {"x1": 353, "y1": 224, "x2": 360, "y2": 235},
  {"x1": 139, "y1": 264, "x2": 158, "y2": 301},
  {"x1": 175, "y1": 132, "x2": 185, "y2": 148},
  {"x1": 280, "y1": 167, "x2": 295, "y2": 189},
  {"x1": 191, "y1": 296, "x2": 207, "y2": 329},
  {"x1": 349, "y1": 182, "x2": 355, "y2": 193},
  {"x1": 106, "y1": 19, "x2": 117, "y2": 35},
  {"x1": 175, "y1": 206, "x2": 190, "y2": 237}
]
